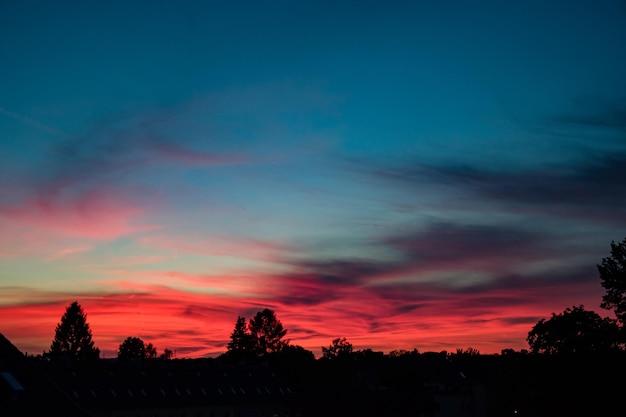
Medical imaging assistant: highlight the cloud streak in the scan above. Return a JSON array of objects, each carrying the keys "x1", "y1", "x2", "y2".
[
  {"x1": 359, "y1": 151, "x2": 626, "y2": 230},
  {"x1": 0, "y1": 187, "x2": 153, "y2": 240}
]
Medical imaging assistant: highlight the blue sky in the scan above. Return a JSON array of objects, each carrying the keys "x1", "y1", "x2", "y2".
[{"x1": 1, "y1": 0, "x2": 625, "y2": 357}]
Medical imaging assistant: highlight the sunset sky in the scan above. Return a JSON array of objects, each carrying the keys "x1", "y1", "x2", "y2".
[{"x1": 1, "y1": 1, "x2": 626, "y2": 358}]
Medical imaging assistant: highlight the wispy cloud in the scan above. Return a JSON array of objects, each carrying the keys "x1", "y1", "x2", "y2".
[
  {"x1": 39, "y1": 111, "x2": 254, "y2": 193},
  {"x1": 46, "y1": 246, "x2": 93, "y2": 261},
  {"x1": 358, "y1": 148, "x2": 626, "y2": 226},
  {"x1": 138, "y1": 232, "x2": 291, "y2": 263},
  {"x1": 0, "y1": 106, "x2": 69, "y2": 138},
  {"x1": 0, "y1": 187, "x2": 154, "y2": 241},
  {"x1": 540, "y1": 96, "x2": 626, "y2": 137}
]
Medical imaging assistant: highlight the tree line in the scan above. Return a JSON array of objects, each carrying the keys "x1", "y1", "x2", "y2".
[
  {"x1": 526, "y1": 236, "x2": 626, "y2": 354},
  {"x1": 44, "y1": 237, "x2": 626, "y2": 361}
]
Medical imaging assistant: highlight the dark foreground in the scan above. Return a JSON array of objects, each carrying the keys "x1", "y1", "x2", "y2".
[{"x1": 2, "y1": 334, "x2": 625, "y2": 417}]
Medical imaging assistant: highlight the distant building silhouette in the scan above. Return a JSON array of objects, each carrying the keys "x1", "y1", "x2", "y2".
[
  {"x1": 1, "y1": 333, "x2": 492, "y2": 417},
  {"x1": 0, "y1": 333, "x2": 92, "y2": 417},
  {"x1": 1, "y1": 334, "x2": 298, "y2": 417},
  {"x1": 43, "y1": 360, "x2": 298, "y2": 417}
]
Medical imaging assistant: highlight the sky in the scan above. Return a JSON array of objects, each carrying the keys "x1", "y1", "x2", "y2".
[{"x1": 1, "y1": 0, "x2": 625, "y2": 358}]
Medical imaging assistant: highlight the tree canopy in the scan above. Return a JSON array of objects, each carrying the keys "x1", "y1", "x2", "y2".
[
  {"x1": 118, "y1": 336, "x2": 157, "y2": 360},
  {"x1": 49, "y1": 301, "x2": 100, "y2": 360},
  {"x1": 598, "y1": 236, "x2": 626, "y2": 326},
  {"x1": 225, "y1": 308, "x2": 289, "y2": 359},
  {"x1": 249, "y1": 308, "x2": 289, "y2": 355},
  {"x1": 526, "y1": 305, "x2": 622, "y2": 354},
  {"x1": 322, "y1": 337, "x2": 354, "y2": 360}
]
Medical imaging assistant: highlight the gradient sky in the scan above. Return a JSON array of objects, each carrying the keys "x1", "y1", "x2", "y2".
[{"x1": 1, "y1": 0, "x2": 626, "y2": 358}]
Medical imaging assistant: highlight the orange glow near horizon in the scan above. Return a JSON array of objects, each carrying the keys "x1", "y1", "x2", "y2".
[{"x1": 0, "y1": 273, "x2": 606, "y2": 359}]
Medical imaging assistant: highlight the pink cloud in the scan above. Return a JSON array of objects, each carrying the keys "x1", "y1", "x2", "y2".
[
  {"x1": 45, "y1": 246, "x2": 93, "y2": 261},
  {"x1": 0, "y1": 187, "x2": 155, "y2": 241}
]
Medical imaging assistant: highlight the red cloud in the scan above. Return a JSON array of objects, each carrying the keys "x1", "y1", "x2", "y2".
[{"x1": 1, "y1": 266, "x2": 607, "y2": 359}]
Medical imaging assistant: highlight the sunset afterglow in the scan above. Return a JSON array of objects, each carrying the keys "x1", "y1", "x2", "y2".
[{"x1": 1, "y1": 1, "x2": 625, "y2": 359}]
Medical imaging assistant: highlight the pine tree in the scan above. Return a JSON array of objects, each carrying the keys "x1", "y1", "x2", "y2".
[
  {"x1": 226, "y1": 316, "x2": 254, "y2": 356},
  {"x1": 49, "y1": 301, "x2": 100, "y2": 360}
]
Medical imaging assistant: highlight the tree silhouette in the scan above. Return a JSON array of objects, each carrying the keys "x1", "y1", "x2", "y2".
[
  {"x1": 118, "y1": 336, "x2": 157, "y2": 360},
  {"x1": 598, "y1": 237, "x2": 626, "y2": 326},
  {"x1": 249, "y1": 308, "x2": 289, "y2": 355},
  {"x1": 227, "y1": 316, "x2": 254, "y2": 354},
  {"x1": 160, "y1": 348, "x2": 173, "y2": 360},
  {"x1": 49, "y1": 301, "x2": 100, "y2": 360},
  {"x1": 453, "y1": 347, "x2": 481, "y2": 357},
  {"x1": 526, "y1": 305, "x2": 622, "y2": 354},
  {"x1": 271, "y1": 343, "x2": 315, "y2": 363},
  {"x1": 145, "y1": 342, "x2": 157, "y2": 358},
  {"x1": 321, "y1": 337, "x2": 353, "y2": 360}
]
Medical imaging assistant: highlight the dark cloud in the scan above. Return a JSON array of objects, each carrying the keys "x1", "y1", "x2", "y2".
[
  {"x1": 367, "y1": 149, "x2": 626, "y2": 224},
  {"x1": 546, "y1": 96, "x2": 626, "y2": 132},
  {"x1": 288, "y1": 327, "x2": 319, "y2": 337},
  {"x1": 163, "y1": 329, "x2": 204, "y2": 337},
  {"x1": 269, "y1": 220, "x2": 580, "y2": 311},
  {"x1": 449, "y1": 155, "x2": 625, "y2": 207},
  {"x1": 396, "y1": 303, "x2": 425, "y2": 314},
  {"x1": 371, "y1": 262, "x2": 596, "y2": 297},
  {"x1": 275, "y1": 237, "x2": 598, "y2": 320},
  {"x1": 268, "y1": 257, "x2": 399, "y2": 306},
  {"x1": 363, "y1": 263, "x2": 601, "y2": 321},
  {"x1": 271, "y1": 272, "x2": 356, "y2": 306},
  {"x1": 181, "y1": 304, "x2": 229, "y2": 318},
  {"x1": 383, "y1": 222, "x2": 552, "y2": 266},
  {"x1": 351, "y1": 97, "x2": 626, "y2": 224},
  {"x1": 294, "y1": 259, "x2": 392, "y2": 285},
  {"x1": 501, "y1": 316, "x2": 542, "y2": 326},
  {"x1": 275, "y1": 294, "x2": 336, "y2": 307}
]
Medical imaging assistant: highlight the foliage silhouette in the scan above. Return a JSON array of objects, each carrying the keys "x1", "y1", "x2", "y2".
[
  {"x1": 321, "y1": 337, "x2": 354, "y2": 360},
  {"x1": 118, "y1": 336, "x2": 157, "y2": 360},
  {"x1": 598, "y1": 236, "x2": 626, "y2": 326},
  {"x1": 388, "y1": 348, "x2": 419, "y2": 358},
  {"x1": 145, "y1": 342, "x2": 157, "y2": 358},
  {"x1": 454, "y1": 347, "x2": 481, "y2": 357},
  {"x1": 526, "y1": 305, "x2": 622, "y2": 354},
  {"x1": 265, "y1": 344, "x2": 316, "y2": 389},
  {"x1": 159, "y1": 348, "x2": 173, "y2": 360},
  {"x1": 49, "y1": 301, "x2": 100, "y2": 360},
  {"x1": 270, "y1": 343, "x2": 315, "y2": 363},
  {"x1": 226, "y1": 315, "x2": 254, "y2": 360},
  {"x1": 248, "y1": 308, "x2": 289, "y2": 355}
]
